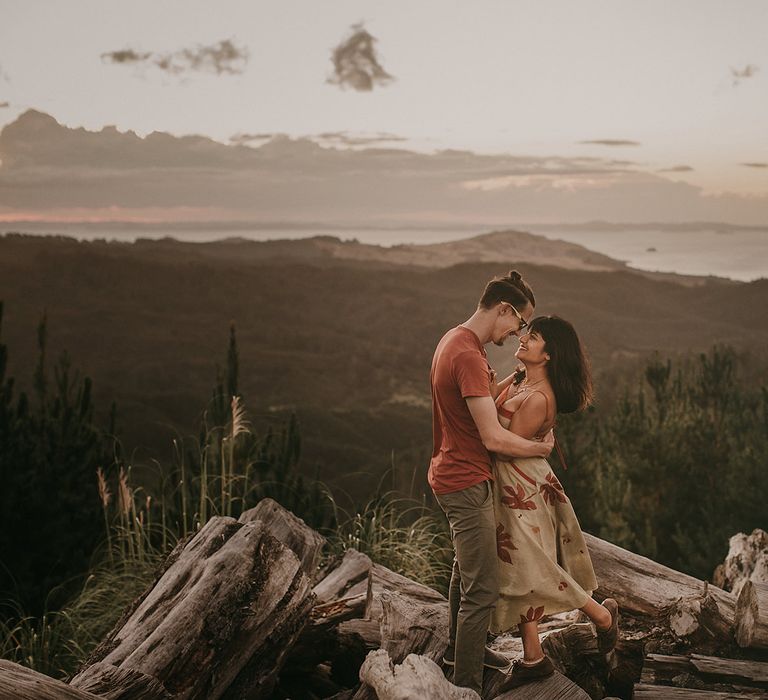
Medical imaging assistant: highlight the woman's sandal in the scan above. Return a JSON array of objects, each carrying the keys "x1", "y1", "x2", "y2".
[{"x1": 597, "y1": 597, "x2": 619, "y2": 653}]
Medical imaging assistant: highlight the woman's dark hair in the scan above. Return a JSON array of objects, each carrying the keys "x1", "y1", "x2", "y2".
[
  {"x1": 529, "y1": 315, "x2": 593, "y2": 414},
  {"x1": 479, "y1": 269, "x2": 536, "y2": 310}
]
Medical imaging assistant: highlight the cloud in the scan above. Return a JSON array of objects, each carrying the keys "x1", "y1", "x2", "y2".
[
  {"x1": 2, "y1": 110, "x2": 768, "y2": 226},
  {"x1": 101, "y1": 49, "x2": 152, "y2": 65},
  {"x1": 731, "y1": 64, "x2": 759, "y2": 87},
  {"x1": 741, "y1": 162, "x2": 768, "y2": 168},
  {"x1": 579, "y1": 139, "x2": 641, "y2": 147},
  {"x1": 101, "y1": 39, "x2": 248, "y2": 76},
  {"x1": 314, "y1": 131, "x2": 408, "y2": 146},
  {"x1": 328, "y1": 24, "x2": 394, "y2": 91},
  {"x1": 658, "y1": 165, "x2": 694, "y2": 173},
  {"x1": 229, "y1": 132, "x2": 280, "y2": 146}
]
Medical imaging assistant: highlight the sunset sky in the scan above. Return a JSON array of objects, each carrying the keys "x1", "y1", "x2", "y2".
[{"x1": 0, "y1": 0, "x2": 766, "y2": 225}]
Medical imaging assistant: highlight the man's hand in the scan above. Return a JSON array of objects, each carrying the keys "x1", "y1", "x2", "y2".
[
  {"x1": 540, "y1": 428, "x2": 555, "y2": 457},
  {"x1": 489, "y1": 370, "x2": 501, "y2": 399}
]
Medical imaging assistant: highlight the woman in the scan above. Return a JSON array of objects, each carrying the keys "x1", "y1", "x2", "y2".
[{"x1": 490, "y1": 315, "x2": 619, "y2": 690}]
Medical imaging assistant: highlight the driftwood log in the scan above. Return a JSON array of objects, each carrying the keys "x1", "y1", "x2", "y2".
[
  {"x1": 633, "y1": 684, "x2": 768, "y2": 699},
  {"x1": 239, "y1": 497, "x2": 326, "y2": 575},
  {"x1": 0, "y1": 660, "x2": 104, "y2": 700},
  {"x1": 736, "y1": 581, "x2": 768, "y2": 650},
  {"x1": 69, "y1": 501, "x2": 323, "y2": 700},
  {"x1": 668, "y1": 590, "x2": 735, "y2": 651},
  {"x1": 586, "y1": 534, "x2": 736, "y2": 625},
  {"x1": 314, "y1": 549, "x2": 373, "y2": 604},
  {"x1": 495, "y1": 671, "x2": 592, "y2": 700},
  {"x1": 713, "y1": 529, "x2": 768, "y2": 598},
  {"x1": 356, "y1": 648, "x2": 591, "y2": 700},
  {"x1": 379, "y1": 590, "x2": 449, "y2": 664},
  {"x1": 5, "y1": 498, "x2": 768, "y2": 700},
  {"x1": 641, "y1": 652, "x2": 768, "y2": 689},
  {"x1": 358, "y1": 649, "x2": 479, "y2": 700}
]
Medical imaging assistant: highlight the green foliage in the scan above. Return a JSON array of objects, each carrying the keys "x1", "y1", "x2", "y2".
[
  {"x1": 0, "y1": 604, "x2": 78, "y2": 678},
  {"x1": 0, "y1": 304, "x2": 112, "y2": 617},
  {"x1": 329, "y1": 492, "x2": 453, "y2": 595},
  {"x1": 560, "y1": 346, "x2": 768, "y2": 579}
]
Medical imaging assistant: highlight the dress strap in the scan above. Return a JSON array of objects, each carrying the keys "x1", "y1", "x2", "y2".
[
  {"x1": 495, "y1": 384, "x2": 512, "y2": 408},
  {"x1": 554, "y1": 433, "x2": 568, "y2": 470},
  {"x1": 517, "y1": 388, "x2": 552, "y2": 425}
]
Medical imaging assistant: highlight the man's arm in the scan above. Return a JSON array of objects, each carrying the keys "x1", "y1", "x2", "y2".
[{"x1": 466, "y1": 395, "x2": 553, "y2": 459}]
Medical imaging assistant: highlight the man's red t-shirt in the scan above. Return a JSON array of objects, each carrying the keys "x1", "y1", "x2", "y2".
[{"x1": 428, "y1": 325, "x2": 493, "y2": 495}]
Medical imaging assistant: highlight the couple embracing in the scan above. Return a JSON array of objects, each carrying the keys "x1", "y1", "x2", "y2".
[{"x1": 429, "y1": 269, "x2": 619, "y2": 695}]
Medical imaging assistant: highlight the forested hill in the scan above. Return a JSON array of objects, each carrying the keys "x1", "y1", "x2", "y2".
[{"x1": 1, "y1": 232, "x2": 766, "y2": 494}]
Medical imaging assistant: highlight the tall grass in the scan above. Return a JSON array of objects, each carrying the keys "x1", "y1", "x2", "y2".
[
  {"x1": 330, "y1": 492, "x2": 453, "y2": 594},
  {"x1": 1, "y1": 395, "x2": 450, "y2": 678}
]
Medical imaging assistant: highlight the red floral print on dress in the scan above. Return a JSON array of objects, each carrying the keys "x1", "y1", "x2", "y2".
[
  {"x1": 558, "y1": 581, "x2": 568, "y2": 591},
  {"x1": 501, "y1": 483, "x2": 537, "y2": 510},
  {"x1": 540, "y1": 472, "x2": 567, "y2": 505},
  {"x1": 520, "y1": 605, "x2": 545, "y2": 624},
  {"x1": 496, "y1": 523, "x2": 518, "y2": 564}
]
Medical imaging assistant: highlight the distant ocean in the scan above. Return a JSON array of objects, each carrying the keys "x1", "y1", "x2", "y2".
[
  {"x1": 532, "y1": 228, "x2": 768, "y2": 282},
  {"x1": 4, "y1": 223, "x2": 768, "y2": 282}
]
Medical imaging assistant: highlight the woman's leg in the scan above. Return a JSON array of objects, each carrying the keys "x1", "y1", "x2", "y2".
[
  {"x1": 580, "y1": 597, "x2": 612, "y2": 630},
  {"x1": 519, "y1": 621, "x2": 544, "y2": 662}
]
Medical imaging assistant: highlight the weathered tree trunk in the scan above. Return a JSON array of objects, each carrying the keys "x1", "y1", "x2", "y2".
[
  {"x1": 736, "y1": 581, "x2": 768, "y2": 650},
  {"x1": 357, "y1": 649, "x2": 479, "y2": 700},
  {"x1": 712, "y1": 529, "x2": 768, "y2": 597},
  {"x1": 641, "y1": 652, "x2": 768, "y2": 689},
  {"x1": 354, "y1": 648, "x2": 591, "y2": 700},
  {"x1": 494, "y1": 671, "x2": 592, "y2": 700},
  {"x1": 330, "y1": 557, "x2": 449, "y2": 654},
  {"x1": 69, "y1": 512, "x2": 319, "y2": 700},
  {"x1": 633, "y1": 683, "x2": 768, "y2": 699},
  {"x1": 539, "y1": 622, "x2": 611, "y2": 698},
  {"x1": 238, "y1": 497, "x2": 326, "y2": 576},
  {"x1": 313, "y1": 549, "x2": 373, "y2": 604},
  {"x1": 585, "y1": 534, "x2": 736, "y2": 625},
  {"x1": 65, "y1": 662, "x2": 173, "y2": 700},
  {"x1": 0, "y1": 660, "x2": 104, "y2": 700},
  {"x1": 667, "y1": 589, "x2": 735, "y2": 652},
  {"x1": 366, "y1": 562, "x2": 448, "y2": 627},
  {"x1": 281, "y1": 548, "x2": 375, "y2": 696},
  {"x1": 378, "y1": 590, "x2": 449, "y2": 664}
]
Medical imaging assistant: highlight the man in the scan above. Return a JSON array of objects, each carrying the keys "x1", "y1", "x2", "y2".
[{"x1": 429, "y1": 269, "x2": 553, "y2": 695}]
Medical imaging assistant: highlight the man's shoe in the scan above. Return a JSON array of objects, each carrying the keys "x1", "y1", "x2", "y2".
[
  {"x1": 497, "y1": 656, "x2": 555, "y2": 691},
  {"x1": 597, "y1": 598, "x2": 620, "y2": 653},
  {"x1": 441, "y1": 645, "x2": 511, "y2": 671}
]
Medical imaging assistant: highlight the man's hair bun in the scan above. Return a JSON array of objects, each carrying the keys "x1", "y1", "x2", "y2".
[{"x1": 479, "y1": 269, "x2": 536, "y2": 309}]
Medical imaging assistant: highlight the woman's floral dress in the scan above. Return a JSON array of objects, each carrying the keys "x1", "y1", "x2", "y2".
[{"x1": 490, "y1": 385, "x2": 598, "y2": 634}]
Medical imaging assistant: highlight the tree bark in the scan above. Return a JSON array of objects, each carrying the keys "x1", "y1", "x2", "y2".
[
  {"x1": 357, "y1": 649, "x2": 480, "y2": 700},
  {"x1": 494, "y1": 671, "x2": 592, "y2": 700},
  {"x1": 313, "y1": 549, "x2": 372, "y2": 604},
  {"x1": 633, "y1": 683, "x2": 768, "y2": 699},
  {"x1": 70, "y1": 514, "x2": 318, "y2": 700},
  {"x1": 712, "y1": 529, "x2": 768, "y2": 598},
  {"x1": 736, "y1": 581, "x2": 768, "y2": 650},
  {"x1": 238, "y1": 497, "x2": 326, "y2": 576},
  {"x1": 65, "y1": 662, "x2": 173, "y2": 700},
  {"x1": 378, "y1": 590, "x2": 449, "y2": 665},
  {"x1": 642, "y1": 652, "x2": 768, "y2": 688},
  {"x1": 585, "y1": 534, "x2": 736, "y2": 625},
  {"x1": 0, "y1": 660, "x2": 104, "y2": 700},
  {"x1": 667, "y1": 590, "x2": 735, "y2": 653}
]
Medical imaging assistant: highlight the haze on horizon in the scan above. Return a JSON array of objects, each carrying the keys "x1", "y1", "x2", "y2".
[{"x1": 0, "y1": 0, "x2": 766, "y2": 227}]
